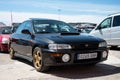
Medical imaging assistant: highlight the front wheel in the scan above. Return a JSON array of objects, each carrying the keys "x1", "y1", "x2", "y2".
[{"x1": 33, "y1": 47, "x2": 48, "y2": 72}]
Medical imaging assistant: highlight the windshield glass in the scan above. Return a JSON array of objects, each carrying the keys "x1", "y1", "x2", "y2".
[
  {"x1": 0, "y1": 27, "x2": 12, "y2": 34},
  {"x1": 33, "y1": 20, "x2": 78, "y2": 33}
]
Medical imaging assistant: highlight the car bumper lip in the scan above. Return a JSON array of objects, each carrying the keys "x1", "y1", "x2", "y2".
[{"x1": 42, "y1": 49, "x2": 108, "y2": 66}]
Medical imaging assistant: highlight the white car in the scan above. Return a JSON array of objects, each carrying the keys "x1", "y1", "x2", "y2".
[{"x1": 90, "y1": 13, "x2": 120, "y2": 48}]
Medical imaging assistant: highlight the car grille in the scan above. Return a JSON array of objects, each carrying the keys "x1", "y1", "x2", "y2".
[{"x1": 71, "y1": 43, "x2": 98, "y2": 51}]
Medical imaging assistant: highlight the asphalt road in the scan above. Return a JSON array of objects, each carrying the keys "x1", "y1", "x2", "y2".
[{"x1": 0, "y1": 48, "x2": 120, "y2": 80}]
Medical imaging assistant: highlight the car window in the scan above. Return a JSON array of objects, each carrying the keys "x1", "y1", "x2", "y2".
[
  {"x1": 96, "y1": 17, "x2": 112, "y2": 30},
  {"x1": 113, "y1": 15, "x2": 120, "y2": 27},
  {"x1": 0, "y1": 27, "x2": 12, "y2": 34},
  {"x1": 33, "y1": 20, "x2": 77, "y2": 33}
]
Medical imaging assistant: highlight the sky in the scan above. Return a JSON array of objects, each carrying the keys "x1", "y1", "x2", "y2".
[{"x1": 0, "y1": 0, "x2": 120, "y2": 25}]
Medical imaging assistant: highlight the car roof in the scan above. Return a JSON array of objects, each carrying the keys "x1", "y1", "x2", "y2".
[
  {"x1": 108, "y1": 12, "x2": 120, "y2": 17},
  {"x1": 29, "y1": 18, "x2": 62, "y2": 22}
]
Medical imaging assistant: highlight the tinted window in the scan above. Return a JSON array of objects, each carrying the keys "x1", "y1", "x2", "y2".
[
  {"x1": 96, "y1": 17, "x2": 112, "y2": 30},
  {"x1": 33, "y1": 20, "x2": 77, "y2": 33},
  {"x1": 0, "y1": 27, "x2": 12, "y2": 34},
  {"x1": 113, "y1": 15, "x2": 120, "y2": 27}
]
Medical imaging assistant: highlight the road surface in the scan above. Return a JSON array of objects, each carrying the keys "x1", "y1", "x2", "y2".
[{"x1": 0, "y1": 48, "x2": 120, "y2": 80}]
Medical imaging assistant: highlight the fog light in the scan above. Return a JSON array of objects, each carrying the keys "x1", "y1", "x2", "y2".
[
  {"x1": 62, "y1": 54, "x2": 70, "y2": 62},
  {"x1": 102, "y1": 51, "x2": 108, "y2": 58}
]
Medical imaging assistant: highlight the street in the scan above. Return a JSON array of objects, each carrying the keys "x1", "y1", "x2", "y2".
[{"x1": 0, "y1": 48, "x2": 120, "y2": 80}]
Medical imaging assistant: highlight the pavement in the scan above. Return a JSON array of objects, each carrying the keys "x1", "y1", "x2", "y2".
[{"x1": 0, "y1": 49, "x2": 120, "y2": 80}]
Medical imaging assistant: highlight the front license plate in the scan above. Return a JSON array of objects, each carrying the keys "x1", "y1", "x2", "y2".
[{"x1": 77, "y1": 53, "x2": 97, "y2": 60}]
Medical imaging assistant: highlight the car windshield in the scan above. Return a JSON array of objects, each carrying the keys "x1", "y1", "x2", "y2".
[
  {"x1": 0, "y1": 27, "x2": 12, "y2": 34},
  {"x1": 33, "y1": 20, "x2": 78, "y2": 33}
]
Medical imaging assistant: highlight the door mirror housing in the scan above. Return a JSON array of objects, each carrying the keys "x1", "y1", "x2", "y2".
[{"x1": 96, "y1": 26, "x2": 102, "y2": 30}]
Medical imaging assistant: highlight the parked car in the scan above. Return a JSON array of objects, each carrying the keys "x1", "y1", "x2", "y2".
[
  {"x1": 0, "y1": 26, "x2": 12, "y2": 51},
  {"x1": 81, "y1": 28, "x2": 93, "y2": 33},
  {"x1": 90, "y1": 13, "x2": 120, "y2": 48},
  {"x1": 0, "y1": 22, "x2": 6, "y2": 27},
  {"x1": 9, "y1": 18, "x2": 108, "y2": 72},
  {"x1": 11, "y1": 23, "x2": 21, "y2": 33},
  {"x1": 11, "y1": 26, "x2": 19, "y2": 33}
]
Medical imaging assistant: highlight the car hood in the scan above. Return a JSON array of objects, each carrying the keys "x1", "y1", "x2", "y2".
[
  {"x1": 35, "y1": 33, "x2": 104, "y2": 44},
  {"x1": 0, "y1": 34, "x2": 10, "y2": 38}
]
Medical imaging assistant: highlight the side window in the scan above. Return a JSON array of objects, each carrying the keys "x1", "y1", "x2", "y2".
[
  {"x1": 16, "y1": 22, "x2": 26, "y2": 34},
  {"x1": 96, "y1": 17, "x2": 112, "y2": 30},
  {"x1": 113, "y1": 15, "x2": 120, "y2": 27}
]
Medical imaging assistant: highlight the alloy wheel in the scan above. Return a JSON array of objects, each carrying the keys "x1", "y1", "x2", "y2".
[
  {"x1": 33, "y1": 50, "x2": 42, "y2": 69},
  {"x1": 9, "y1": 47, "x2": 15, "y2": 59}
]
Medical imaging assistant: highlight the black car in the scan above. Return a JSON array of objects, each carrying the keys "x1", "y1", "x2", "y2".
[{"x1": 9, "y1": 18, "x2": 108, "y2": 72}]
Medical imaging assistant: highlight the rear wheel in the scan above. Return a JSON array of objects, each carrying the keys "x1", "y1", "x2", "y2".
[
  {"x1": 9, "y1": 46, "x2": 15, "y2": 59},
  {"x1": 33, "y1": 47, "x2": 48, "y2": 72}
]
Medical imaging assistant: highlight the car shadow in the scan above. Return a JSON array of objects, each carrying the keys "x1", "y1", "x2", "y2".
[
  {"x1": 46, "y1": 63, "x2": 120, "y2": 79},
  {"x1": 110, "y1": 47, "x2": 120, "y2": 51},
  {"x1": 13, "y1": 56, "x2": 33, "y2": 67},
  {"x1": 0, "y1": 51, "x2": 9, "y2": 54},
  {"x1": 10, "y1": 55, "x2": 120, "y2": 79}
]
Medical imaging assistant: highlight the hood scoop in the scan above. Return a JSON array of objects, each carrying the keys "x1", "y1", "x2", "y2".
[{"x1": 60, "y1": 32, "x2": 80, "y2": 35}]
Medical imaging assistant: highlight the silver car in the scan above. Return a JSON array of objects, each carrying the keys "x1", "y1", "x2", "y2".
[{"x1": 90, "y1": 13, "x2": 120, "y2": 48}]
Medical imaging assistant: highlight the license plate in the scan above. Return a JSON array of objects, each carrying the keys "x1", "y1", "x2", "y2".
[{"x1": 77, "y1": 53, "x2": 97, "y2": 60}]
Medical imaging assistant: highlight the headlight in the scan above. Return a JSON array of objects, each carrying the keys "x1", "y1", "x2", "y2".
[
  {"x1": 99, "y1": 42, "x2": 107, "y2": 47},
  {"x1": 2, "y1": 38, "x2": 9, "y2": 44},
  {"x1": 48, "y1": 44, "x2": 72, "y2": 50}
]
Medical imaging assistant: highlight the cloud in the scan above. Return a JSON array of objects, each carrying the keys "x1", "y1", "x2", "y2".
[{"x1": 0, "y1": 11, "x2": 105, "y2": 26}]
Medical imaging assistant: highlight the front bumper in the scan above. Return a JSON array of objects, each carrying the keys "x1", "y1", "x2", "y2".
[
  {"x1": 41, "y1": 48, "x2": 109, "y2": 66},
  {"x1": 0, "y1": 43, "x2": 9, "y2": 51}
]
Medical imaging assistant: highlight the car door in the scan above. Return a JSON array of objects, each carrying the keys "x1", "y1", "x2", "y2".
[
  {"x1": 110, "y1": 15, "x2": 120, "y2": 45},
  {"x1": 90, "y1": 17, "x2": 112, "y2": 44},
  {"x1": 12, "y1": 21, "x2": 33, "y2": 57},
  {"x1": 11, "y1": 22, "x2": 26, "y2": 53},
  {"x1": 18, "y1": 21, "x2": 33, "y2": 57}
]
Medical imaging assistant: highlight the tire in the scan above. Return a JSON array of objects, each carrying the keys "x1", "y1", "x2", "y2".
[
  {"x1": 88, "y1": 62, "x2": 97, "y2": 66},
  {"x1": 9, "y1": 46, "x2": 15, "y2": 59},
  {"x1": 33, "y1": 47, "x2": 48, "y2": 72}
]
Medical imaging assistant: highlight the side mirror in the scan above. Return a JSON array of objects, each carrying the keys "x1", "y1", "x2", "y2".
[
  {"x1": 98, "y1": 26, "x2": 102, "y2": 30},
  {"x1": 96, "y1": 26, "x2": 102, "y2": 30},
  {"x1": 22, "y1": 29, "x2": 31, "y2": 35}
]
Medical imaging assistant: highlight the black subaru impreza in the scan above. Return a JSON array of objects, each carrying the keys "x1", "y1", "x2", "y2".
[{"x1": 9, "y1": 18, "x2": 108, "y2": 72}]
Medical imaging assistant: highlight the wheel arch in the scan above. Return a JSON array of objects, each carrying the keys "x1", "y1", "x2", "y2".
[{"x1": 32, "y1": 44, "x2": 41, "y2": 56}]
